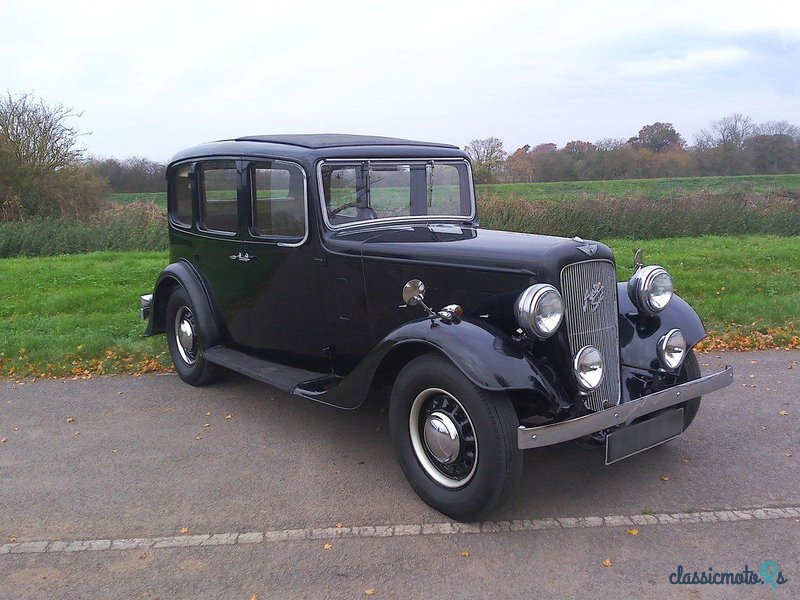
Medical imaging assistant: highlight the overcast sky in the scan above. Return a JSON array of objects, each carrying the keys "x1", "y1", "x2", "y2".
[{"x1": 2, "y1": 0, "x2": 798, "y2": 161}]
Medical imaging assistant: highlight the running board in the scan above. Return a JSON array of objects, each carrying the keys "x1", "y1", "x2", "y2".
[{"x1": 203, "y1": 346, "x2": 331, "y2": 393}]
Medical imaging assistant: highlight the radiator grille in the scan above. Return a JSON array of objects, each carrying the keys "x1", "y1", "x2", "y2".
[{"x1": 560, "y1": 260, "x2": 621, "y2": 412}]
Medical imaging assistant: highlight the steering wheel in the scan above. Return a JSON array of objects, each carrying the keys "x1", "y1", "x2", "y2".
[{"x1": 329, "y1": 202, "x2": 378, "y2": 220}]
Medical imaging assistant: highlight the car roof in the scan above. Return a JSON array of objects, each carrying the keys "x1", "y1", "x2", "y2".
[
  {"x1": 168, "y1": 134, "x2": 467, "y2": 166},
  {"x1": 232, "y1": 134, "x2": 459, "y2": 149}
]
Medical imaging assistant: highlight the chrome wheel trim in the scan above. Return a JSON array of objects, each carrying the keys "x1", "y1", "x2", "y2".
[
  {"x1": 409, "y1": 387, "x2": 478, "y2": 489},
  {"x1": 174, "y1": 306, "x2": 198, "y2": 366}
]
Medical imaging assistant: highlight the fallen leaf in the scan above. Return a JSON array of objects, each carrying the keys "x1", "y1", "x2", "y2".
[
  {"x1": 460, "y1": 551, "x2": 470, "y2": 557},
  {"x1": 203, "y1": 423, "x2": 210, "y2": 428},
  {"x1": 206, "y1": 411, "x2": 212, "y2": 417},
  {"x1": 778, "y1": 410, "x2": 788, "y2": 416},
  {"x1": 13, "y1": 427, "x2": 18, "y2": 431},
  {"x1": 748, "y1": 374, "x2": 755, "y2": 379},
  {"x1": 323, "y1": 543, "x2": 332, "y2": 550},
  {"x1": 112, "y1": 449, "x2": 119, "y2": 454},
  {"x1": 601, "y1": 559, "x2": 612, "y2": 567},
  {"x1": 0, "y1": 438, "x2": 6, "y2": 443},
  {"x1": 250, "y1": 595, "x2": 258, "y2": 600},
  {"x1": 225, "y1": 414, "x2": 232, "y2": 420},
  {"x1": 786, "y1": 453, "x2": 793, "y2": 457},
  {"x1": 681, "y1": 459, "x2": 689, "y2": 464},
  {"x1": 334, "y1": 469, "x2": 340, "y2": 475},
  {"x1": 364, "y1": 590, "x2": 375, "y2": 597},
  {"x1": 65, "y1": 417, "x2": 75, "y2": 423},
  {"x1": 334, "y1": 523, "x2": 344, "y2": 528},
  {"x1": 179, "y1": 527, "x2": 189, "y2": 534},
  {"x1": 626, "y1": 528, "x2": 639, "y2": 536},
  {"x1": 195, "y1": 436, "x2": 202, "y2": 440},
  {"x1": 9, "y1": 537, "x2": 16, "y2": 543},
  {"x1": 660, "y1": 475, "x2": 670, "y2": 481},
  {"x1": 74, "y1": 431, "x2": 81, "y2": 436}
]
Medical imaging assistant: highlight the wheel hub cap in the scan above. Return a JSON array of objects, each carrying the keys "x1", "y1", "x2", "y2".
[
  {"x1": 178, "y1": 319, "x2": 195, "y2": 353},
  {"x1": 423, "y1": 412, "x2": 460, "y2": 464}
]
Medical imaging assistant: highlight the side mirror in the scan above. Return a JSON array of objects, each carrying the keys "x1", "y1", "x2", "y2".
[{"x1": 402, "y1": 279, "x2": 426, "y2": 306}]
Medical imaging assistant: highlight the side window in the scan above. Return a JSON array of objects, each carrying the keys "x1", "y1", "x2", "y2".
[
  {"x1": 199, "y1": 161, "x2": 238, "y2": 234},
  {"x1": 251, "y1": 162, "x2": 306, "y2": 239},
  {"x1": 171, "y1": 165, "x2": 193, "y2": 227}
]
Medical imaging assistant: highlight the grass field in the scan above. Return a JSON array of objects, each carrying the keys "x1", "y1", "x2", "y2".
[
  {"x1": 1, "y1": 235, "x2": 797, "y2": 378},
  {"x1": 107, "y1": 174, "x2": 800, "y2": 208},
  {"x1": 479, "y1": 173, "x2": 800, "y2": 201}
]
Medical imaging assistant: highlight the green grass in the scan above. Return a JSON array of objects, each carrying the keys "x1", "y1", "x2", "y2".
[
  {"x1": 1, "y1": 236, "x2": 797, "y2": 377},
  {"x1": 478, "y1": 173, "x2": 800, "y2": 201},
  {"x1": 0, "y1": 251, "x2": 170, "y2": 377}
]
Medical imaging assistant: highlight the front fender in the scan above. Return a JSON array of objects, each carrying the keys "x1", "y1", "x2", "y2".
[
  {"x1": 303, "y1": 316, "x2": 569, "y2": 410},
  {"x1": 617, "y1": 282, "x2": 706, "y2": 370}
]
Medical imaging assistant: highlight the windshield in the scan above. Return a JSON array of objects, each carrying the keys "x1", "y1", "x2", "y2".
[{"x1": 320, "y1": 160, "x2": 474, "y2": 227}]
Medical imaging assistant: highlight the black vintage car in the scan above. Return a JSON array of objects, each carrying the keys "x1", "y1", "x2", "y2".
[{"x1": 140, "y1": 134, "x2": 733, "y2": 520}]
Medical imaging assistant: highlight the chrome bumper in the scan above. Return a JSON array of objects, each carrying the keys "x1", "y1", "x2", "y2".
[
  {"x1": 517, "y1": 366, "x2": 734, "y2": 449},
  {"x1": 139, "y1": 294, "x2": 153, "y2": 321}
]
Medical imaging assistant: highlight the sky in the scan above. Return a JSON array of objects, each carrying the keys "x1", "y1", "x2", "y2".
[{"x1": 1, "y1": 0, "x2": 799, "y2": 161}]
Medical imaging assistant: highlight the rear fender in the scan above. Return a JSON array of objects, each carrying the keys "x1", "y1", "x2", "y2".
[{"x1": 143, "y1": 260, "x2": 224, "y2": 348}]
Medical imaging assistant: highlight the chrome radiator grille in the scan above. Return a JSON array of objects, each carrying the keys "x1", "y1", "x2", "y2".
[{"x1": 560, "y1": 260, "x2": 621, "y2": 412}]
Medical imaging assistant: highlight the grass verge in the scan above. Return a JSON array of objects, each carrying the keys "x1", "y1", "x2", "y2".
[{"x1": 1, "y1": 236, "x2": 797, "y2": 379}]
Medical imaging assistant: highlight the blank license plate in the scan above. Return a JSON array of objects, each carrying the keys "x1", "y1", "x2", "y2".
[{"x1": 605, "y1": 408, "x2": 684, "y2": 465}]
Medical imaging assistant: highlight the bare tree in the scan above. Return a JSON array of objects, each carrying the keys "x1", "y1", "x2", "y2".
[
  {"x1": 0, "y1": 92, "x2": 84, "y2": 170},
  {"x1": 0, "y1": 91, "x2": 106, "y2": 219},
  {"x1": 464, "y1": 137, "x2": 506, "y2": 183},
  {"x1": 695, "y1": 114, "x2": 755, "y2": 174}
]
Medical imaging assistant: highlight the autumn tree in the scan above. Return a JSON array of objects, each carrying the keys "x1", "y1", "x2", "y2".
[
  {"x1": 464, "y1": 137, "x2": 506, "y2": 183},
  {"x1": 628, "y1": 122, "x2": 685, "y2": 153}
]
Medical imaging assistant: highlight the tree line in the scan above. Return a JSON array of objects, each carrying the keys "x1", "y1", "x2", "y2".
[
  {"x1": 3, "y1": 91, "x2": 800, "y2": 222},
  {"x1": 466, "y1": 116, "x2": 800, "y2": 183}
]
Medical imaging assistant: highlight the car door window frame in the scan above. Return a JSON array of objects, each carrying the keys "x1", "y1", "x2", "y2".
[{"x1": 244, "y1": 158, "x2": 310, "y2": 247}]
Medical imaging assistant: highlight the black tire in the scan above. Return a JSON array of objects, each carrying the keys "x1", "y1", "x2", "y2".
[
  {"x1": 389, "y1": 354, "x2": 522, "y2": 521},
  {"x1": 678, "y1": 349, "x2": 702, "y2": 430},
  {"x1": 166, "y1": 287, "x2": 220, "y2": 386}
]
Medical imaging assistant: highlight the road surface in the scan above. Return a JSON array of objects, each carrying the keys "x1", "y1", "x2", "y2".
[{"x1": 1, "y1": 350, "x2": 798, "y2": 599}]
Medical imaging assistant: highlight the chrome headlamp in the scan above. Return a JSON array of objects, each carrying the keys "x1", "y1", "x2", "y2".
[
  {"x1": 514, "y1": 284, "x2": 564, "y2": 339},
  {"x1": 658, "y1": 328, "x2": 686, "y2": 370},
  {"x1": 628, "y1": 265, "x2": 673, "y2": 315},
  {"x1": 573, "y1": 345, "x2": 604, "y2": 390}
]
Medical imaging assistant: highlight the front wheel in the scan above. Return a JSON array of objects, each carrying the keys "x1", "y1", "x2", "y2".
[
  {"x1": 166, "y1": 287, "x2": 220, "y2": 386},
  {"x1": 678, "y1": 349, "x2": 702, "y2": 430},
  {"x1": 389, "y1": 354, "x2": 522, "y2": 521}
]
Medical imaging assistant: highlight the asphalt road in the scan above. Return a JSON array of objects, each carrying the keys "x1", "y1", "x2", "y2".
[{"x1": 1, "y1": 350, "x2": 798, "y2": 599}]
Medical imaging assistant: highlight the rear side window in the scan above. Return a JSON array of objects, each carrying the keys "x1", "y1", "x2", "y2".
[
  {"x1": 251, "y1": 162, "x2": 306, "y2": 239},
  {"x1": 171, "y1": 165, "x2": 193, "y2": 227},
  {"x1": 199, "y1": 161, "x2": 238, "y2": 234}
]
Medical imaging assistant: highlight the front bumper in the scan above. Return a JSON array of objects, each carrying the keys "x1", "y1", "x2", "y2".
[{"x1": 517, "y1": 366, "x2": 734, "y2": 449}]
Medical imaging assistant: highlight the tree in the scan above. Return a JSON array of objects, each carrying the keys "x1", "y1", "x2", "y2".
[
  {"x1": 628, "y1": 122, "x2": 685, "y2": 153},
  {"x1": 745, "y1": 134, "x2": 798, "y2": 174},
  {"x1": 464, "y1": 137, "x2": 506, "y2": 183},
  {"x1": 0, "y1": 92, "x2": 107, "y2": 219},
  {"x1": 695, "y1": 113, "x2": 754, "y2": 175},
  {"x1": 505, "y1": 145, "x2": 534, "y2": 182}
]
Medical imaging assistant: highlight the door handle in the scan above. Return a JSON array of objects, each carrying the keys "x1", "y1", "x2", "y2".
[{"x1": 228, "y1": 252, "x2": 257, "y2": 262}]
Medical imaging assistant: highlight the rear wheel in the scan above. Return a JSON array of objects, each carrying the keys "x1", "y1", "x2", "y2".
[
  {"x1": 389, "y1": 354, "x2": 522, "y2": 521},
  {"x1": 166, "y1": 287, "x2": 220, "y2": 386}
]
